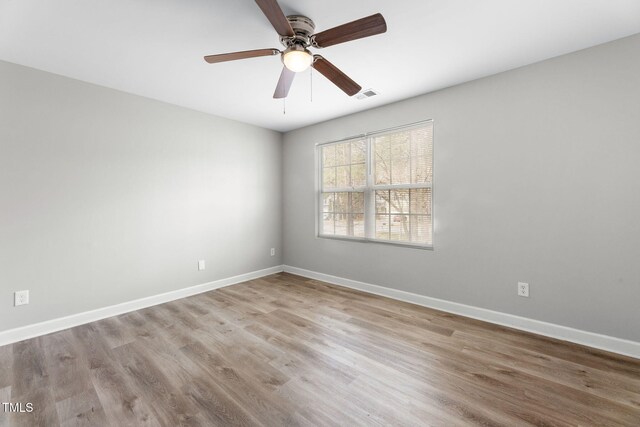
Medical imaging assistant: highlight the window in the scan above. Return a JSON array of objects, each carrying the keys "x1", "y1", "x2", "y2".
[{"x1": 318, "y1": 121, "x2": 433, "y2": 247}]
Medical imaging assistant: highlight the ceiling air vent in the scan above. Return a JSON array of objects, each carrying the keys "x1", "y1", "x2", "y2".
[{"x1": 356, "y1": 88, "x2": 379, "y2": 100}]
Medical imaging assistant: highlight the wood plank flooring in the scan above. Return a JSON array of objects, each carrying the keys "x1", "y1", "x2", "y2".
[{"x1": 1, "y1": 272, "x2": 639, "y2": 426}]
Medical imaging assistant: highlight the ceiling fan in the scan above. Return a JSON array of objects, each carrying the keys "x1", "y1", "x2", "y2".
[{"x1": 203, "y1": 0, "x2": 387, "y2": 99}]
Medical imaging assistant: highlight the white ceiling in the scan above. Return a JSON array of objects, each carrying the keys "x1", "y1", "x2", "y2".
[{"x1": 1, "y1": 1, "x2": 639, "y2": 132}]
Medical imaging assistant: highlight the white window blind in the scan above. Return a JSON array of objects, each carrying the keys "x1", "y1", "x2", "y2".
[{"x1": 318, "y1": 121, "x2": 433, "y2": 247}]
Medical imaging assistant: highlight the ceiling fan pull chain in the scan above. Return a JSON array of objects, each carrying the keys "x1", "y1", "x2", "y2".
[
  {"x1": 310, "y1": 67, "x2": 313, "y2": 102},
  {"x1": 283, "y1": 97, "x2": 286, "y2": 115}
]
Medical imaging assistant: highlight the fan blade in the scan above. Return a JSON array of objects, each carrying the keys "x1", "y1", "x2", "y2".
[
  {"x1": 255, "y1": 0, "x2": 294, "y2": 37},
  {"x1": 312, "y1": 55, "x2": 361, "y2": 96},
  {"x1": 204, "y1": 48, "x2": 280, "y2": 64},
  {"x1": 312, "y1": 13, "x2": 387, "y2": 48},
  {"x1": 273, "y1": 67, "x2": 296, "y2": 99}
]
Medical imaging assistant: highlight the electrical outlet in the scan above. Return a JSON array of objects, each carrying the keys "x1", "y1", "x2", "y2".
[
  {"x1": 14, "y1": 290, "x2": 29, "y2": 306},
  {"x1": 198, "y1": 260, "x2": 206, "y2": 271},
  {"x1": 517, "y1": 282, "x2": 530, "y2": 298},
  {"x1": 270, "y1": 248, "x2": 275, "y2": 256}
]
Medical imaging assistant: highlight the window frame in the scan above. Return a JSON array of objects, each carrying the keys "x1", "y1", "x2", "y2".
[{"x1": 315, "y1": 120, "x2": 434, "y2": 249}]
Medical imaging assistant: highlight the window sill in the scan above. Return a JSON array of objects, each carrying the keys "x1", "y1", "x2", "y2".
[{"x1": 316, "y1": 234, "x2": 434, "y2": 250}]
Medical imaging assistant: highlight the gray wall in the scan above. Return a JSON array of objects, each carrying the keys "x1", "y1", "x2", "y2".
[
  {"x1": 0, "y1": 61, "x2": 282, "y2": 332},
  {"x1": 282, "y1": 34, "x2": 640, "y2": 342}
]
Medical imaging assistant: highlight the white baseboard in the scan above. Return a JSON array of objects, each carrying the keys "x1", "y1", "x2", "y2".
[
  {"x1": 283, "y1": 265, "x2": 640, "y2": 359},
  {"x1": 5, "y1": 264, "x2": 638, "y2": 359},
  {"x1": 0, "y1": 265, "x2": 284, "y2": 347}
]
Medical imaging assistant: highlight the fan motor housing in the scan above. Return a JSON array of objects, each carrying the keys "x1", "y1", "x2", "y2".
[{"x1": 281, "y1": 15, "x2": 316, "y2": 47}]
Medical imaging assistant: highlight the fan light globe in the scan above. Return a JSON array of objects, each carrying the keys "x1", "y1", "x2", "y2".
[{"x1": 283, "y1": 48, "x2": 313, "y2": 72}]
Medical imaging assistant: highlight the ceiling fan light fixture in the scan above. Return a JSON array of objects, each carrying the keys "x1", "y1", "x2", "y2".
[{"x1": 282, "y1": 46, "x2": 313, "y2": 72}]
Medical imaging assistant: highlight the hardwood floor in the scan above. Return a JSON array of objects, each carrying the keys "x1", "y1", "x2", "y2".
[{"x1": 1, "y1": 272, "x2": 639, "y2": 426}]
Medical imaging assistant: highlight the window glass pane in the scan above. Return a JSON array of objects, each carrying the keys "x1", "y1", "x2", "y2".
[
  {"x1": 322, "y1": 193, "x2": 335, "y2": 212},
  {"x1": 334, "y1": 214, "x2": 366, "y2": 237},
  {"x1": 374, "y1": 138, "x2": 391, "y2": 185},
  {"x1": 321, "y1": 192, "x2": 365, "y2": 238},
  {"x1": 331, "y1": 216, "x2": 343, "y2": 235},
  {"x1": 325, "y1": 140, "x2": 367, "y2": 189},
  {"x1": 374, "y1": 126, "x2": 433, "y2": 186},
  {"x1": 375, "y1": 190, "x2": 390, "y2": 215},
  {"x1": 336, "y1": 166, "x2": 350, "y2": 188},
  {"x1": 352, "y1": 213, "x2": 365, "y2": 237},
  {"x1": 321, "y1": 192, "x2": 335, "y2": 235},
  {"x1": 390, "y1": 214, "x2": 410, "y2": 241},
  {"x1": 322, "y1": 167, "x2": 336, "y2": 189},
  {"x1": 389, "y1": 189, "x2": 410, "y2": 214},
  {"x1": 351, "y1": 163, "x2": 366, "y2": 187},
  {"x1": 409, "y1": 215, "x2": 431, "y2": 244},
  {"x1": 334, "y1": 192, "x2": 349, "y2": 213},
  {"x1": 411, "y1": 128, "x2": 433, "y2": 184},
  {"x1": 351, "y1": 192, "x2": 364, "y2": 213},
  {"x1": 375, "y1": 214, "x2": 390, "y2": 240},
  {"x1": 322, "y1": 145, "x2": 336, "y2": 168},
  {"x1": 352, "y1": 140, "x2": 366, "y2": 164},
  {"x1": 410, "y1": 188, "x2": 431, "y2": 215},
  {"x1": 335, "y1": 143, "x2": 350, "y2": 166},
  {"x1": 390, "y1": 138, "x2": 411, "y2": 184}
]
